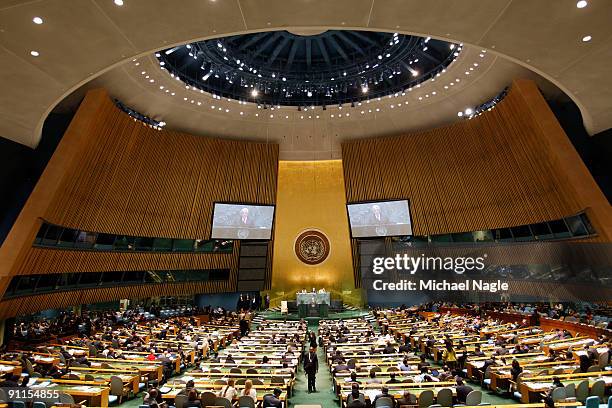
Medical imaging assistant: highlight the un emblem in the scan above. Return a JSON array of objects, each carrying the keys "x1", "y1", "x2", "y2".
[{"x1": 294, "y1": 230, "x2": 330, "y2": 265}]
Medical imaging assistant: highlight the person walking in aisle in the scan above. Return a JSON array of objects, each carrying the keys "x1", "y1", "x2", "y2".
[{"x1": 304, "y1": 346, "x2": 318, "y2": 393}]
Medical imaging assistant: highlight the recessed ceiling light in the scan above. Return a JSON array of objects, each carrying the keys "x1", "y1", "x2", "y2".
[
  {"x1": 30, "y1": 50, "x2": 39, "y2": 57},
  {"x1": 582, "y1": 35, "x2": 592, "y2": 42},
  {"x1": 114, "y1": 0, "x2": 124, "y2": 5},
  {"x1": 576, "y1": 0, "x2": 587, "y2": 8},
  {"x1": 32, "y1": 17, "x2": 43, "y2": 24}
]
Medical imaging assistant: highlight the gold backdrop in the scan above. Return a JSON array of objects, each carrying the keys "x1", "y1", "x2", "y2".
[{"x1": 270, "y1": 160, "x2": 361, "y2": 306}]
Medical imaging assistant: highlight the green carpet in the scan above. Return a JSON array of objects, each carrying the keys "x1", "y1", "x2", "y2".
[{"x1": 288, "y1": 321, "x2": 339, "y2": 407}]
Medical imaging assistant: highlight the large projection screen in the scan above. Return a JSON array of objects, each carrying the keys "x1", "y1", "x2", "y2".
[
  {"x1": 212, "y1": 203, "x2": 275, "y2": 240},
  {"x1": 347, "y1": 200, "x2": 412, "y2": 238}
]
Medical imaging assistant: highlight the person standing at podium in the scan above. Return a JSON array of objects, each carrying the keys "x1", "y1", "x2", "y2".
[{"x1": 304, "y1": 346, "x2": 318, "y2": 393}]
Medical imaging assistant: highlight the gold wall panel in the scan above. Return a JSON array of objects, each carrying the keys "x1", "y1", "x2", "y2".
[{"x1": 270, "y1": 160, "x2": 360, "y2": 305}]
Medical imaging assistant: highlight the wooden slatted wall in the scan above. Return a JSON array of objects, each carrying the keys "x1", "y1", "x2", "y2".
[
  {"x1": 342, "y1": 80, "x2": 611, "y2": 286},
  {"x1": 0, "y1": 89, "x2": 278, "y2": 317}
]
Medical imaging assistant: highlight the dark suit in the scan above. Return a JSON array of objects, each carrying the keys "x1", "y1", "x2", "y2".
[
  {"x1": 456, "y1": 384, "x2": 473, "y2": 403},
  {"x1": 236, "y1": 215, "x2": 255, "y2": 227},
  {"x1": 303, "y1": 351, "x2": 318, "y2": 392},
  {"x1": 262, "y1": 394, "x2": 283, "y2": 407},
  {"x1": 367, "y1": 212, "x2": 389, "y2": 225}
]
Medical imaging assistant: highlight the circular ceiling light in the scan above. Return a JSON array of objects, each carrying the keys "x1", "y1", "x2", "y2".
[
  {"x1": 464, "y1": 108, "x2": 473, "y2": 115},
  {"x1": 576, "y1": 0, "x2": 588, "y2": 8},
  {"x1": 114, "y1": 0, "x2": 124, "y2": 6},
  {"x1": 32, "y1": 17, "x2": 43, "y2": 24},
  {"x1": 30, "y1": 50, "x2": 40, "y2": 57},
  {"x1": 582, "y1": 35, "x2": 592, "y2": 42},
  {"x1": 251, "y1": 89, "x2": 259, "y2": 97}
]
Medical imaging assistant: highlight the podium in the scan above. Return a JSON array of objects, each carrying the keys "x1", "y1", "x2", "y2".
[{"x1": 296, "y1": 292, "x2": 330, "y2": 318}]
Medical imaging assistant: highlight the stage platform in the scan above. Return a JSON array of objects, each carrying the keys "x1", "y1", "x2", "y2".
[{"x1": 254, "y1": 306, "x2": 371, "y2": 323}]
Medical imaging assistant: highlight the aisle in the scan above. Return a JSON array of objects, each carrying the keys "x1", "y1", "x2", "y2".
[{"x1": 289, "y1": 322, "x2": 339, "y2": 407}]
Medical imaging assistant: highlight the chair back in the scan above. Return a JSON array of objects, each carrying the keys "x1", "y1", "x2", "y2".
[
  {"x1": 32, "y1": 402, "x2": 46, "y2": 408},
  {"x1": 235, "y1": 378, "x2": 247, "y2": 385},
  {"x1": 230, "y1": 367, "x2": 242, "y2": 374},
  {"x1": 67, "y1": 373, "x2": 80, "y2": 380},
  {"x1": 58, "y1": 392, "x2": 74, "y2": 404},
  {"x1": 607, "y1": 395, "x2": 612, "y2": 408},
  {"x1": 238, "y1": 395, "x2": 256, "y2": 408},
  {"x1": 246, "y1": 368, "x2": 258, "y2": 374},
  {"x1": 551, "y1": 387, "x2": 566, "y2": 402},
  {"x1": 590, "y1": 379, "x2": 605, "y2": 401},
  {"x1": 251, "y1": 378, "x2": 264, "y2": 385},
  {"x1": 564, "y1": 382, "x2": 576, "y2": 398},
  {"x1": 0, "y1": 388, "x2": 7, "y2": 403},
  {"x1": 25, "y1": 359, "x2": 34, "y2": 374},
  {"x1": 483, "y1": 365, "x2": 491, "y2": 380},
  {"x1": 347, "y1": 358, "x2": 356, "y2": 369},
  {"x1": 84, "y1": 374, "x2": 95, "y2": 381},
  {"x1": 375, "y1": 396, "x2": 394, "y2": 408},
  {"x1": 200, "y1": 391, "x2": 217, "y2": 407},
  {"x1": 174, "y1": 394, "x2": 188, "y2": 408},
  {"x1": 585, "y1": 396, "x2": 600, "y2": 408},
  {"x1": 418, "y1": 389, "x2": 434, "y2": 408},
  {"x1": 575, "y1": 379, "x2": 589, "y2": 403},
  {"x1": 465, "y1": 390, "x2": 482, "y2": 406},
  {"x1": 587, "y1": 365, "x2": 600, "y2": 372},
  {"x1": 597, "y1": 351, "x2": 608, "y2": 368},
  {"x1": 213, "y1": 396, "x2": 233, "y2": 408},
  {"x1": 214, "y1": 379, "x2": 227, "y2": 385},
  {"x1": 371, "y1": 366, "x2": 382, "y2": 373},
  {"x1": 387, "y1": 366, "x2": 399, "y2": 372},
  {"x1": 110, "y1": 375, "x2": 125, "y2": 395},
  {"x1": 437, "y1": 388, "x2": 453, "y2": 407}
]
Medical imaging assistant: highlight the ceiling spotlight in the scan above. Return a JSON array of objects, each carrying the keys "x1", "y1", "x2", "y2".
[
  {"x1": 251, "y1": 89, "x2": 259, "y2": 97},
  {"x1": 30, "y1": 50, "x2": 39, "y2": 57},
  {"x1": 464, "y1": 108, "x2": 473, "y2": 115},
  {"x1": 576, "y1": 0, "x2": 587, "y2": 8},
  {"x1": 307, "y1": 90, "x2": 312, "y2": 97},
  {"x1": 114, "y1": 0, "x2": 124, "y2": 5},
  {"x1": 457, "y1": 112, "x2": 463, "y2": 117},
  {"x1": 361, "y1": 85, "x2": 368, "y2": 94},
  {"x1": 582, "y1": 35, "x2": 592, "y2": 42},
  {"x1": 32, "y1": 17, "x2": 43, "y2": 24}
]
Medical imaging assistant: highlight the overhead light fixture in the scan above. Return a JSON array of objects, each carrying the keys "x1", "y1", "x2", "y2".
[
  {"x1": 32, "y1": 17, "x2": 43, "y2": 24},
  {"x1": 582, "y1": 35, "x2": 592, "y2": 42},
  {"x1": 457, "y1": 112, "x2": 463, "y2": 117},
  {"x1": 30, "y1": 50, "x2": 40, "y2": 57},
  {"x1": 361, "y1": 85, "x2": 368, "y2": 94},
  {"x1": 114, "y1": 0, "x2": 124, "y2": 5},
  {"x1": 576, "y1": 0, "x2": 588, "y2": 8},
  {"x1": 251, "y1": 89, "x2": 259, "y2": 97},
  {"x1": 464, "y1": 108, "x2": 473, "y2": 115}
]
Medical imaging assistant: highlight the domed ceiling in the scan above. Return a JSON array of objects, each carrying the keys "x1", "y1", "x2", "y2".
[{"x1": 157, "y1": 30, "x2": 458, "y2": 107}]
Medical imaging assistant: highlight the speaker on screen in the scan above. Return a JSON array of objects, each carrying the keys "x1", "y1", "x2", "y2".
[
  {"x1": 347, "y1": 199, "x2": 413, "y2": 238},
  {"x1": 211, "y1": 202, "x2": 275, "y2": 240}
]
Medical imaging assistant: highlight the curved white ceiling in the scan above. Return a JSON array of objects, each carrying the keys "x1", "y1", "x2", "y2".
[
  {"x1": 0, "y1": 0, "x2": 610, "y2": 150},
  {"x1": 70, "y1": 44, "x2": 549, "y2": 160}
]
